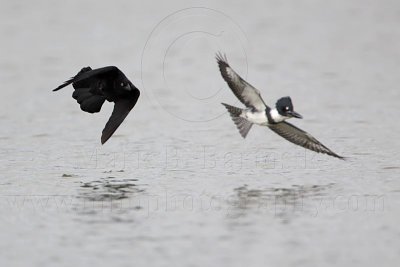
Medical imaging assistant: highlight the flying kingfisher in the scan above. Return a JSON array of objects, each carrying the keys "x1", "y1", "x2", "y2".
[{"x1": 216, "y1": 53, "x2": 344, "y2": 159}]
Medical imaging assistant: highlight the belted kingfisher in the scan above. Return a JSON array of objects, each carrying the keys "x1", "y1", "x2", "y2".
[
  {"x1": 216, "y1": 53, "x2": 344, "y2": 159},
  {"x1": 53, "y1": 66, "x2": 140, "y2": 144}
]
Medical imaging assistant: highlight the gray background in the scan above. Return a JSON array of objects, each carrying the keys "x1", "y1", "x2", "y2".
[{"x1": 1, "y1": 0, "x2": 399, "y2": 266}]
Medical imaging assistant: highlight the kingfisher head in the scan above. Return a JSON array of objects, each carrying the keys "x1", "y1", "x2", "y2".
[{"x1": 276, "y1": 97, "x2": 302, "y2": 119}]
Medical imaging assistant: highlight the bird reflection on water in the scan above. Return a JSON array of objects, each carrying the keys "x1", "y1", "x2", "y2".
[
  {"x1": 79, "y1": 177, "x2": 144, "y2": 202},
  {"x1": 74, "y1": 176, "x2": 147, "y2": 223},
  {"x1": 228, "y1": 183, "x2": 335, "y2": 223}
]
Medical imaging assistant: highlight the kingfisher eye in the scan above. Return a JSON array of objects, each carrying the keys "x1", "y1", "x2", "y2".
[{"x1": 285, "y1": 106, "x2": 290, "y2": 111}]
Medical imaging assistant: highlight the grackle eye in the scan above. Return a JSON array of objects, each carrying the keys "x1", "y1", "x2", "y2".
[{"x1": 120, "y1": 82, "x2": 126, "y2": 87}]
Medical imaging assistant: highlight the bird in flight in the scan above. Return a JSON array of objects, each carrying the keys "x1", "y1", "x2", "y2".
[
  {"x1": 216, "y1": 53, "x2": 344, "y2": 159},
  {"x1": 53, "y1": 66, "x2": 140, "y2": 144}
]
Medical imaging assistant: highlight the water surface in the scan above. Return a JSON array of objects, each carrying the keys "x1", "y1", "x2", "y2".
[{"x1": 1, "y1": 1, "x2": 399, "y2": 266}]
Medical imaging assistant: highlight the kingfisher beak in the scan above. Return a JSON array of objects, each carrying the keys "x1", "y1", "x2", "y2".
[{"x1": 288, "y1": 110, "x2": 303, "y2": 119}]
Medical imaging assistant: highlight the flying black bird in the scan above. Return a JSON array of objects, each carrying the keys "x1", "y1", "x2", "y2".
[
  {"x1": 216, "y1": 53, "x2": 344, "y2": 159},
  {"x1": 53, "y1": 66, "x2": 140, "y2": 144}
]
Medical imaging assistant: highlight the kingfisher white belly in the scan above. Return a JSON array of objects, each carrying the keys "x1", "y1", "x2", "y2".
[{"x1": 243, "y1": 110, "x2": 268, "y2": 125}]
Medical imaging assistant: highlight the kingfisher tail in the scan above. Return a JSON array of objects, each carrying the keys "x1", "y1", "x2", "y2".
[{"x1": 222, "y1": 103, "x2": 253, "y2": 138}]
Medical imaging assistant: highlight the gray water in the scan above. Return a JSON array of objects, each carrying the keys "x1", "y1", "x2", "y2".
[{"x1": 1, "y1": 0, "x2": 400, "y2": 266}]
